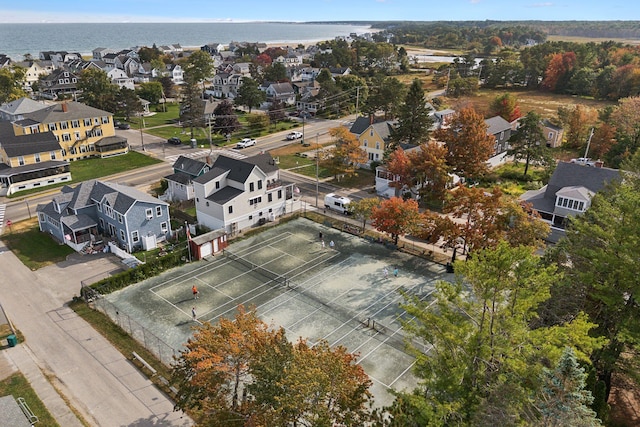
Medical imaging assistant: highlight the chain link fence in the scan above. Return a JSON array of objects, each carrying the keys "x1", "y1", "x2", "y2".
[{"x1": 92, "y1": 297, "x2": 179, "y2": 366}]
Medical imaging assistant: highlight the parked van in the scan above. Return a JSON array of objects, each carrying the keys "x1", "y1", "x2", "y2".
[{"x1": 324, "y1": 193, "x2": 351, "y2": 214}]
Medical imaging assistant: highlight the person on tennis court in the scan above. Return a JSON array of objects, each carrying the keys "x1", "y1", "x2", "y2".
[
  {"x1": 383, "y1": 267, "x2": 389, "y2": 278},
  {"x1": 319, "y1": 231, "x2": 323, "y2": 241},
  {"x1": 321, "y1": 240, "x2": 325, "y2": 249},
  {"x1": 192, "y1": 307, "x2": 197, "y2": 321},
  {"x1": 192, "y1": 285, "x2": 199, "y2": 299},
  {"x1": 329, "y1": 240, "x2": 335, "y2": 249},
  {"x1": 393, "y1": 267, "x2": 399, "y2": 277}
]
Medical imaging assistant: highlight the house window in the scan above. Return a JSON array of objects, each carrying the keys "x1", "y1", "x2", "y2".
[
  {"x1": 249, "y1": 196, "x2": 262, "y2": 205},
  {"x1": 120, "y1": 229, "x2": 126, "y2": 241},
  {"x1": 156, "y1": 206, "x2": 162, "y2": 216},
  {"x1": 215, "y1": 181, "x2": 220, "y2": 189},
  {"x1": 131, "y1": 230, "x2": 139, "y2": 243},
  {"x1": 161, "y1": 222, "x2": 168, "y2": 233},
  {"x1": 117, "y1": 213, "x2": 123, "y2": 224},
  {"x1": 250, "y1": 182, "x2": 255, "y2": 191},
  {"x1": 84, "y1": 118, "x2": 92, "y2": 126},
  {"x1": 97, "y1": 203, "x2": 102, "y2": 212},
  {"x1": 145, "y1": 208, "x2": 153, "y2": 219},
  {"x1": 18, "y1": 156, "x2": 25, "y2": 166},
  {"x1": 370, "y1": 129, "x2": 374, "y2": 137},
  {"x1": 99, "y1": 218, "x2": 104, "y2": 229},
  {"x1": 34, "y1": 153, "x2": 41, "y2": 163},
  {"x1": 48, "y1": 123, "x2": 57, "y2": 131},
  {"x1": 363, "y1": 140, "x2": 368, "y2": 147},
  {"x1": 62, "y1": 133, "x2": 71, "y2": 141},
  {"x1": 500, "y1": 131, "x2": 504, "y2": 140},
  {"x1": 60, "y1": 121, "x2": 68, "y2": 130},
  {"x1": 75, "y1": 132, "x2": 81, "y2": 140},
  {"x1": 101, "y1": 116, "x2": 109, "y2": 124},
  {"x1": 268, "y1": 193, "x2": 272, "y2": 202},
  {"x1": 228, "y1": 206, "x2": 233, "y2": 214},
  {"x1": 50, "y1": 151, "x2": 56, "y2": 160},
  {"x1": 258, "y1": 180, "x2": 262, "y2": 190},
  {"x1": 562, "y1": 198, "x2": 568, "y2": 208},
  {"x1": 71, "y1": 120, "x2": 80, "y2": 128},
  {"x1": 375, "y1": 142, "x2": 380, "y2": 150}
]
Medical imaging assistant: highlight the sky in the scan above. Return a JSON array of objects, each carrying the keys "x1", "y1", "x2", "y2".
[{"x1": 0, "y1": 0, "x2": 634, "y2": 23}]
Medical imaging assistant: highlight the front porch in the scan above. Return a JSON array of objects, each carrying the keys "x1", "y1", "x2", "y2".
[{"x1": 95, "y1": 136, "x2": 129, "y2": 158}]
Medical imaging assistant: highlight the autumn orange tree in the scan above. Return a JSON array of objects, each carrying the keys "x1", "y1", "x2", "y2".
[
  {"x1": 324, "y1": 126, "x2": 367, "y2": 179},
  {"x1": 172, "y1": 305, "x2": 374, "y2": 426},
  {"x1": 489, "y1": 92, "x2": 522, "y2": 122},
  {"x1": 434, "y1": 106, "x2": 495, "y2": 181},
  {"x1": 370, "y1": 197, "x2": 421, "y2": 245}
]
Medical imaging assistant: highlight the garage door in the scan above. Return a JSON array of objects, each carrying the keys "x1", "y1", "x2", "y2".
[{"x1": 200, "y1": 242, "x2": 212, "y2": 258}]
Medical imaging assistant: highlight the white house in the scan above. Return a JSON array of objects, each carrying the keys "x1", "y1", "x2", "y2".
[
  {"x1": 193, "y1": 153, "x2": 295, "y2": 235},
  {"x1": 107, "y1": 68, "x2": 135, "y2": 90}
]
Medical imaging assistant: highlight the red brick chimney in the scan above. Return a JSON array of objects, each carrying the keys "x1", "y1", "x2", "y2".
[{"x1": 61, "y1": 102, "x2": 68, "y2": 113}]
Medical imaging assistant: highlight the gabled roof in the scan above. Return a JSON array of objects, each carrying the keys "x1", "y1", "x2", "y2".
[
  {"x1": 0, "y1": 121, "x2": 61, "y2": 157},
  {"x1": 64, "y1": 179, "x2": 167, "y2": 214},
  {"x1": 164, "y1": 171, "x2": 193, "y2": 185},
  {"x1": 172, "y1": 155, "x2": 209, "y2": 177},
  {"x1": 556, "y1": 185, "x2": 594, "y2": 201},
  {"x1": 0, "y1": 97, "x2": 49, "y2": 117},
  {"x1": 266, "y1": 82, "x2": 295, "y2": 95},
  {"x1": 542, "y1": 119, "x2": 563, "y2": 131},
  {"x1": 545, "y1": 161, "x2": 620, "y2": 199},
  {"x1": 484, "y1": 116, "x2": 511, "y2": 135},
  {"x1": 23, "y1": 101, "x2": 111, "y2": 124},
  {"x1": 349, "y1": 116, "x2": 395, "y2": 140},
  {"x1": 205, "y1": 186, "x2": 243, "y2": 204},
  {"x1": 193, "y1": 153, "x2": 277, "y2": 185}
]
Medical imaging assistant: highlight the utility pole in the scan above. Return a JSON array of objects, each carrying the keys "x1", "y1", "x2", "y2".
[
  {"x1": 139, "y1": 116, "x2": 145, "y2": 151},
  {"x1": 315, "y1": 133, "x2": 319, "y2": 208},
  {"x1": 355, "y1": 86, "x2": 360, "y2": 118},
  {"x1": 583, "y1": 128, "x2": 595, "y2": 159}
]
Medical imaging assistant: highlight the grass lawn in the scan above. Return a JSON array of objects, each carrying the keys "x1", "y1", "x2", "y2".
[
  {"x1": 8, "y1": 152, "x2": 162, "y2": 198},
  {"x1": 481, "y1": 162, "x2": 549, "y2": 197},
  {"x1": 0, "y1": 373, "x2": 60, "y2": 427},
  {"x1": 2, "y1": 222, "x2": 75, "y2": 270}
]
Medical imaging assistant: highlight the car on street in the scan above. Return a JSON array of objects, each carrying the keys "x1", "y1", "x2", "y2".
[
  {"x1": 167, "y1": 137, "x2": 182, "y2": 145},
  {"x1": 116, "y1": 121, "x2": 131, "y2": 130},
  {"x1": 286, "y1": 131, "x2": 303, "y2": 140},
  {"x1": 237, "y1": 138, "x2": 257, "y2": 148}
]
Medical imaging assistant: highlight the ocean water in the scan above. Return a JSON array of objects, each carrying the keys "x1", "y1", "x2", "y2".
[{"x1": 0, "y1": 22, "x2": 372, "y2": 60}]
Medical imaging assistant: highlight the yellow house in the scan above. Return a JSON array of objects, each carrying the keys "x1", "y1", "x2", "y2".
[
  {"x1": 0, "y1": 121, "x2": 70, "y2": 195},
  {"x1": 348, "y1": 116, "x2": 395, "y2": 165},
  {"x1": 11, "y1": 101, "x2": 128, "y2": 161}
]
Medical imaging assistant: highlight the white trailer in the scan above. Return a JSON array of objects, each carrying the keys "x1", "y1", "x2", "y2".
[{"x1": 324, "y1": 193, "x2": 351, "y2": 214}]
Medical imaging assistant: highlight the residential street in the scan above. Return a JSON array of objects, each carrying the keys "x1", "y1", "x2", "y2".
[{"x1": 0, "y1": 241, "x2": 193, "y2": 427}]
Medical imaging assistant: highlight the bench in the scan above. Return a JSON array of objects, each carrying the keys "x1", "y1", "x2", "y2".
[
  {"x1": 17, "y1": 397, "x2": 39, "y2": 425},
  {"x1": 132, "y1": 351, "x2": 157, "y2": 376}
]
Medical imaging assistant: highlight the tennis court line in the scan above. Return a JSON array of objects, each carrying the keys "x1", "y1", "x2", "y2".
[
  {"x1": 147, "y1": 232, "x2": 295, "y2": 292},
  {"x1": 194, "y1": 276, "x2": 233, "y2": 300}
]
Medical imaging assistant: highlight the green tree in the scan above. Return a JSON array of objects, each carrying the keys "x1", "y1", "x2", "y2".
[
  {"x1": 116, "y1": 87, "x2": 142, "y2": 120},
  {"x1": 184, "y1": 50, "x2": 214, "y2": 93},
  {"x1": 263, "y1": 62, "x2": 287, "y2": 82},
  {"x1": 323, "y1": 127, "x2": 367, "y2": 179},
  {"x1": 536, "y1": 347, "x2": 602, "y2": 427},
  {"x1": 245, "y1": 113, "x2": 269, "y2": 132},
  {"x1": 391, "y1": 243, "x2": 604, "y2": 426},
  {"x1": 392, "y1": 79, "x2": 433, "y2": 148},
  {"x1": 212, "y1": 100, "x2": 241, "y2": 137},
  {"x1": 179, "y1": 74, "x2": 205, "y2": 140},
  {"x1": 136, "y1": 81, "x2": 163, "y2": 105},
  {"x1": 77, "y1": 68, "x2": 118, "y2": 112},
  {"x1": 267, "y1": 99, "x2": 286, "y2": 125},
  {"x1": 550, "y1": 152, "x2": 640, "y2": 410},
  {"x1": 507, "y1": 111, "x2": 552, "y2": 177},
  {"x1": 348, "y1": 197, "x2": 380, "y2": 233},
  {"x1": 363, "y1": 74, "x2": 405, "y2": 120},
  {"x1": 235, "y1": 77, "x2": 266, "y2": 113},
  {"x1": 0, "y1": 65, "x2": 27, "y2": 103}
]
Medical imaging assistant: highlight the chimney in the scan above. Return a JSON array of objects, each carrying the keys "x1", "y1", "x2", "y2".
[
  {"x1": 594, "y1": 160, "x2": 604, "y2": 168},
  {"x1": 61, "y1": 102, "x2": 68, "y2": 113},
  {"x1": 369, "y1": 114, "x2": 374, "y2": 125}
]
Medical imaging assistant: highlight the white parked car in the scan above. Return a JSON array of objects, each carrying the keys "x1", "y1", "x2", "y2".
[
  {"x1": 570, "y1": 157, "x2": 596, "y2": 166},
  {"x1": 236, "y1": 138, "x2": 256, "y2": 148},
  {"x1": 287, "y1": 131, "x2": 303, "y2": 140}
]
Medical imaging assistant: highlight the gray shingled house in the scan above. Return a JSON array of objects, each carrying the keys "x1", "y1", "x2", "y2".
[
  {"x1": 520, "y1": 161, "x2": 620, "y2": 242},
  {"x1": 37, "y1": 180, "x2": 171, "y2": 252},
  {"x1": 164, "y1": 155, "x2": 210, "y2": 202}
]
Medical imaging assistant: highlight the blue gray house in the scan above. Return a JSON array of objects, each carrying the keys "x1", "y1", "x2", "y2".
[{"x1": 36, "y1": 180, "x2": 171, "y2": 253}]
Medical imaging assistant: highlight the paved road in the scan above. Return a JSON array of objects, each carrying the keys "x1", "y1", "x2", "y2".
[{"x1": 0, "y1": 241, "x2": 193, "y2": 427}]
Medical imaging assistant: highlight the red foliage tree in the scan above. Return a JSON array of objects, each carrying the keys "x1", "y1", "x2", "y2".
[{"x1": 370, "y1": 197, "x2": 420, "y2": 245}]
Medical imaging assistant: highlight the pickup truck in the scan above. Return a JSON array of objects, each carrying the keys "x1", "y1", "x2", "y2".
[
  {"x1": 236, "y1": 138, "x2": 256, "y2": 149},
  {"x1": 570, "y1": 157, "x2": 596, "y2": 166},
  {"x1": 287, "y1": 131, "x2": 303, "y2": 140}
]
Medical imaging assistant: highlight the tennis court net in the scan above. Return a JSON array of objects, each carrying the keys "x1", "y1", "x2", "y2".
[{"x1": 224, "y1": 249, "x2": 288, "y2": 287}]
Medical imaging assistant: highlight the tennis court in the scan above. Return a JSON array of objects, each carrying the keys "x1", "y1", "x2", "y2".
[{"x1": 104, "y1": 217, "x2": 450, "y2": 406}]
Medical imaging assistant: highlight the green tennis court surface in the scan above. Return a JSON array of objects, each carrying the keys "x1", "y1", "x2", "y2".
[{"x1": 103, "y1": 217, "x2": 450, "y2": 406}]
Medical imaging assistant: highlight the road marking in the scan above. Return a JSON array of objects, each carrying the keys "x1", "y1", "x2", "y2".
[
  {"x1": 0, "y1": 204, "x2": 5, "y2": 233},
  {"x1": 164, "y1": 149, "x2": 247, "y2": 164}
]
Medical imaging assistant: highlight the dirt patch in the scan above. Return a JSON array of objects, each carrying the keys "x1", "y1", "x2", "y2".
[{"x1": 609, "y1": 373, "x2": 640, "y2": 427}]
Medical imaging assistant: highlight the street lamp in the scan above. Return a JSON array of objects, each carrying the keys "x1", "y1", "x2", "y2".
[{"x1": 315, "y1": 133, "x2": 319, "y2": 208}]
